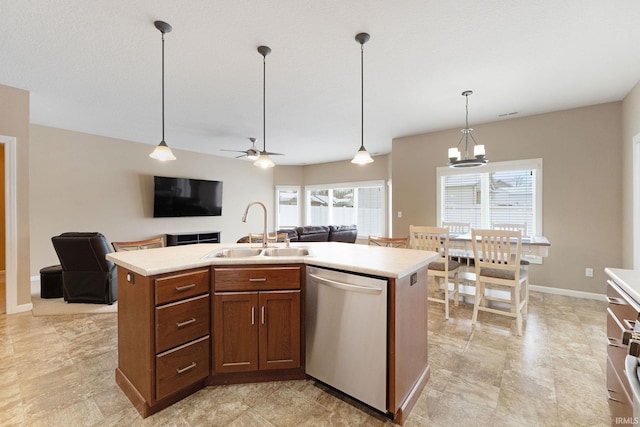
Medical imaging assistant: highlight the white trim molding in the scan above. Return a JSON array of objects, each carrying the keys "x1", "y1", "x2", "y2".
[{"x1": 1, "y1": 135, "x2": 27, "y2": 314}]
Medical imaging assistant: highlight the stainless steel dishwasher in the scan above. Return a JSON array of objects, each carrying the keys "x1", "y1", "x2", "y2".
[{"x1": 305, "y1": 266, "x2": 388, "y2": 413}]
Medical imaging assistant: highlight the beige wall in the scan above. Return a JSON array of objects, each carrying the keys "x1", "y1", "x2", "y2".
[
  {"x1": 0, "y1": 84, "x2": 30, "y2": 306},
  {"x1": 301, "y1": 155, "x2": 389, "y2": 186},
  {"x1": 392, "y1": 102, "x2": 623, "y2": 294},
  {"x1": 29, "y1": 125, "x2": 276, "y2": 274},
  {"x1": 622, "y1": 80, "x2": 640, "y2": 268}
]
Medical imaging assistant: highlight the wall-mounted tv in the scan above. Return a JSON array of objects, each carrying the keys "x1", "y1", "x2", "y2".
[{"x1": 153, "y1": 176, "x2": 223, "y2": 218}]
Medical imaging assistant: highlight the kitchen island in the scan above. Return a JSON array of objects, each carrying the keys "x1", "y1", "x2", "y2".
[{"x1": 107, "y1": 241, "x2": 436, "y2": 424}]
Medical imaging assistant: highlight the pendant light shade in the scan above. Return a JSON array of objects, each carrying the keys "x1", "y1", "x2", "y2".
[
  {"x1": 351, "y1": 32, "x2": 373, "y2": 165},
  {"x1": 447, "y1": 90, "x2": 487, "y2": 168},
  {"x1": 149, "y1": 20, "x2": 176, "y2": 161},
  {"x1": 254, "y1": 45, "x2": 275, "y2": 168}
]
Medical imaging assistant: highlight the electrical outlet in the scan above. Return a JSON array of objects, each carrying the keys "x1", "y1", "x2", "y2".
[
  {"x1": 585, "y1": 268, "x2": 593, "y2": 278},
  {"x1": 397, "y1": 211, "x2": 402, "y2": 218}
]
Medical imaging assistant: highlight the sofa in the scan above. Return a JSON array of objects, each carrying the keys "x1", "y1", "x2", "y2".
[{"x1": 238, "y1": 224, "x2": 357, "y2": 244}]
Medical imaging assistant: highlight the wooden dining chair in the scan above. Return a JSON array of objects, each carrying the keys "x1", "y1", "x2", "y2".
[
  {"x1": 441, "y1": 221, "x2": 471, "y2": 235},
  {"x1": 492, "y1": 223, "x2": 527, "y2": 236},
  {"x1": 471, "y1": 229, "x2": 528, "y2": 336},
  {"x1": 248, "y1": 232, "x2": 288, "y2": 244},
  {"x1": 112, "y1": 236, "x2": 165, "y2": 252},
  {"x1": 367, "y1": 236, "x2": 409, "y2": 248},
  {"x1": 492, "y1": 223, "x2": 530, "y2": 271},
  {"x1": 442, "y1": 221, "x2": 474, "y2": 268},
  {"x1": 409, "y1": 225, "x2": 460, "y2": 319}
]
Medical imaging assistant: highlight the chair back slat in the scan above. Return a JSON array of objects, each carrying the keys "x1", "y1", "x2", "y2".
[
  {"x1": 442, "y1": 222, "x2": 471, "y2": 234},
  {"x1": 473, "y1": 229, "x2": 522, "y2": 273},
  {"x1": 410, "y1": 225, "x2": 450, "y2": 262},
  {"x1": 492, "y1": 223, "x2": 527, "y2": 236}
]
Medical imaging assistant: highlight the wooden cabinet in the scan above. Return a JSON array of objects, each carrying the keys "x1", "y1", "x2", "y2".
[
  {"x1": 606, "y1": 279, "x2": 639, "y2": 421},
  {"x1": 212, "y1": 266, "x2": 302, "y2": 376},
  {"x1": 115, "y1": 267, "x2": 211, "y2": 417}
]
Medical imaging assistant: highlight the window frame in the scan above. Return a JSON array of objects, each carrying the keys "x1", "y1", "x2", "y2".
[
  {"x1": 304, "y1": 180, "x2": 386, "y2": 237},
  {"x1": 436, "y1": 158, "x2": 543, "y2": 235},
  {"x1": 274, "y1": 185, "x2": 301, "y2": 230}
]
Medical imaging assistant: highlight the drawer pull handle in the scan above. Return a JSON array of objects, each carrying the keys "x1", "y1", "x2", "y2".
[
  {"x1": 175, "y1": 283, "x2": 196, "y2": 292},
  {"x1": 607, "y1": 389, "x2": 624, "y2": 403},
  {"x1": 176, "y1": 362, "x2": 196, "y2": 374},
  {"x1": 249, "y1": 278, "x2": 267, "y2": 282},
  {"x1": 176, "y1": 318, "x2": 196, "y2": 328},
  {"x1": 624, "y1": 319, "x2": 637, "y2": 330},
  {"x1": 251, "y1": 307, "x2": 255, "y2": 325},
  {"x1": 606, "y1": 296, "x2": 626, "y2": 305},
  {"x1": 607, "y1": 336, "x2": 626, "y2": 348},
  {"x1": 262, "y1": 306, "x2": 266, "y2": 325}
]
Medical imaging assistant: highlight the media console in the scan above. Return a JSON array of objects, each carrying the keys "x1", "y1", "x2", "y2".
[{"x1": 166, "y1": 231, "x2": 221, "y2": 246}]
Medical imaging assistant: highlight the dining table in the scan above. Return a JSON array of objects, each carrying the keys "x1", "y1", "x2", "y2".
[{"x1": 448, "y1": 233, "x2": 551, "y2": 258}]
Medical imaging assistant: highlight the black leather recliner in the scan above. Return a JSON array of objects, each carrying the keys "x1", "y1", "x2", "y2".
[{"x1": 51, "y1": 232, "x2": 117, "y2": 304}]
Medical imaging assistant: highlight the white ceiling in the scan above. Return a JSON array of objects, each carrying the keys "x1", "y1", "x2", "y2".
[{"x1": 2, "y1": 1, "x2": 640, "y2": 165}]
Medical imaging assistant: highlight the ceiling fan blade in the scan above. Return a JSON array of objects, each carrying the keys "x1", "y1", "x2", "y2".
[
  {"x1": 265, "y1": 151, "x2": 284, "y2": 156},
  {"x1": 220, "y1": 149, "x2": 247, "y2": 153},
  {"x1": 235, "y1": 154, "x2": 247, "y2": 158}
]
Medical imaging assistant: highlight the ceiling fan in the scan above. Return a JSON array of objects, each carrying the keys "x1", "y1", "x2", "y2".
[{"x1": 220, "y1": 137, "x2": 283, "y2": 160}]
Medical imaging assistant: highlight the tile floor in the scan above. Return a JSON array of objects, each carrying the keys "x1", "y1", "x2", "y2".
[{"x1": 0, "y1": 291, "x2": 610, "y2": 426}]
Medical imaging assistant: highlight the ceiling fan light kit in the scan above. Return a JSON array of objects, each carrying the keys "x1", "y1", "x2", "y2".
[
  {"x1": 447, "y1": 90, "x2": 488, "y2": 168},
  {"x1": 149, "y1": 20, "x2": 177, "y2": 161}
]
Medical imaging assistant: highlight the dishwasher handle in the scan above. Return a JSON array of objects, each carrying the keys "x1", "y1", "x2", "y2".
[{"x1": 308, "y1": 273, "x2": 383, "y2": 295}]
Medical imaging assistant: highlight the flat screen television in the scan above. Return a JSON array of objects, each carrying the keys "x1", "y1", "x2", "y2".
[{"x1": 153, "y1": 176, "x2": 223, "y2": 217}]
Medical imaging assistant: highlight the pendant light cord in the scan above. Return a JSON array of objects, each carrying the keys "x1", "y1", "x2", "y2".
[
  {"x1": 161, "y1": 31, "x2": 165, "y2": 143},
  {"x1": 360, "y1": 42, "x2": 364, "y2": 149},
  {"x1": 263, "y1": 54, "x2": 266, "y2": 152}
]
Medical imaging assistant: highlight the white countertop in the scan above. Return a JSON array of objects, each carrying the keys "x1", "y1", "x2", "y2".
[
  {"x1": 106, "y1": 241, "x2": 437, "y2": 279},
  {"x1": 605, "y1": 268, "x2": 640, "y2": 302}
]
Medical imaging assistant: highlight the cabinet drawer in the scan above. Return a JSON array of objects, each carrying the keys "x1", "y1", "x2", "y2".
[
  {"x1": 155, "y1": 269, "x2": 210, "y2": 306},
  {"x1": 607, "y1": 282, "x2": 640, "y2": 330},
  {"x1": 213, "y1": 266, "x2": 301, "y2": 292},
  {"x1": 156, "y1": 335, "x2": 210, "y2": 401},
  {"x1": 156, "y1": 294, "x2": 210, "y2": 353},
  {"x1": 607, "y1": 356, "x2": 632, "y2": 420}
]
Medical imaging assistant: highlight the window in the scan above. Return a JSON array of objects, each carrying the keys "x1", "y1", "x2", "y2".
[
  {"x1": 437, "y1": 159, "x2": 543, "y2": 236},
  {"x1": 305, "y1": 181, "x2": 385, "y2": 237},
  {"x1": 275, "y1": 186, "x2": 300, "y2": 229}
]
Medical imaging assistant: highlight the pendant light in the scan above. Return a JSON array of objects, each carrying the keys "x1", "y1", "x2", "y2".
[
  {"x1": 149, "y1": 20, "x2": 176, "y2": 161},
  {"x1": 351, "y1": 32, "x2": 374, "y2": 165},
  {"x1": 447, "y1": 90, "x2": 487, "y2": 168},
  {"x1": 254, "y1": 45, "x2": 275, "y2": 168}
]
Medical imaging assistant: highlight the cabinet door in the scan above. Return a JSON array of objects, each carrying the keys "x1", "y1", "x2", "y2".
[
  {"x1": 213, "y1": 292, "x2": 258, "y2": 373},
  {"x1": 259, "y1": 290, "x2": 301, "y2": 370}
]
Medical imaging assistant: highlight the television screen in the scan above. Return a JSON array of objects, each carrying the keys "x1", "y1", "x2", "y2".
[{"x1": 153, "y1": 176, "x2": 223, "y2": 217}]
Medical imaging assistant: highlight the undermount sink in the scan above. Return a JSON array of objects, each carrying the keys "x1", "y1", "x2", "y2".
[
  {"x1": 262, "y1": 247, "x2": 310, "y2": 257},
  {"x1": 208, "y1": 248, "x2": 263, "y2": 258}
]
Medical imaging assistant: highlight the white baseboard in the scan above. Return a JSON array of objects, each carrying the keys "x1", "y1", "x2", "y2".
[{"x1": 529, "y1": 284, "x2": 606, "y2": 301}]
